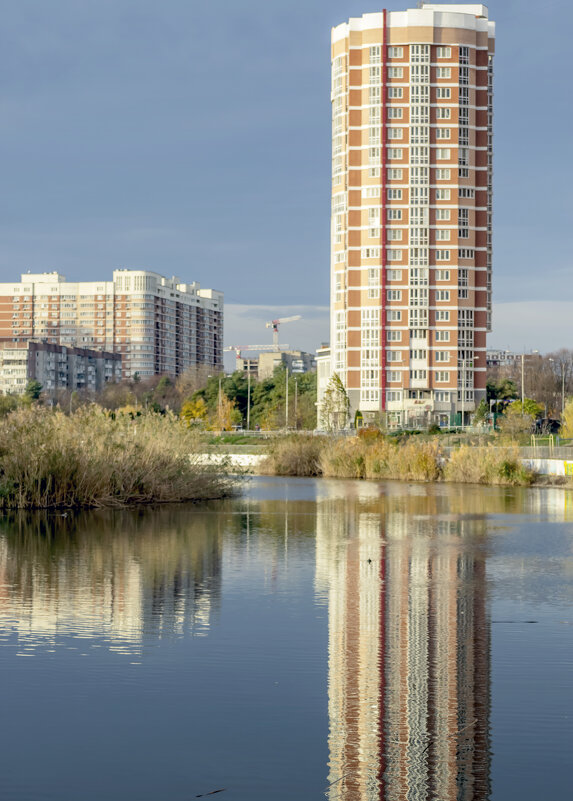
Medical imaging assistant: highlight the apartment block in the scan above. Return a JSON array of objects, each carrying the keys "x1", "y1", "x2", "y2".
[
  {"x1": 0, "y1": 270, "x2": 223, "y2": 380},
  {"x1": 329, "y1": 4, "x2": 494, "y2": 426},
  {"x1": 0, "y1": 341, "x2": 122, "y2": 396}
]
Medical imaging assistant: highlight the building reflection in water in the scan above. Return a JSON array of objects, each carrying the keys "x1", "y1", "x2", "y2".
[
  {"x1": 316, "y1": 485, "x2": 491, "y2": 800},
  {"x1": 0, "y1": 507, "x2": 222, "y2": 656}
]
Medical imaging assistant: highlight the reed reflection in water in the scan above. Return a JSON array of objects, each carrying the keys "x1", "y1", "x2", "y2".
[{"x1": 0, "y1": 507, "x2": 223, "y2": 657}]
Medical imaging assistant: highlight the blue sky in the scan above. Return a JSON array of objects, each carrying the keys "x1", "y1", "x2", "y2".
[{"x1": 0, "y1": 0, "x2": 570, "y2": 356}]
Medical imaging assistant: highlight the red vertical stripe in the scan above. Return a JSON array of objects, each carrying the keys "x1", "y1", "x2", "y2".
[{"x1": 380, "y1": 10, "x2": 388, "y2": 413}]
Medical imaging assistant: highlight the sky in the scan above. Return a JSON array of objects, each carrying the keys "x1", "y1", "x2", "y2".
[{"x1": 0, "y1": 0, "x2": 571, "y2": 363}]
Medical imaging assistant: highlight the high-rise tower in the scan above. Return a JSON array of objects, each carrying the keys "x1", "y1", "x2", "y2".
[{"x1": 328, "y1": 4, "x2": 494, "y2": 427}]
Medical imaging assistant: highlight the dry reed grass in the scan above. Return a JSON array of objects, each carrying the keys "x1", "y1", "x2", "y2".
[
  {"x1": 261, "y1": 434, "x2": 323, "y2": 476},
  {"x1": 443, "y1": 444, "x2": 533, "y2": 486},
  {"x1": 0, "y1": 407, "x2": 237, "y2": 509}
]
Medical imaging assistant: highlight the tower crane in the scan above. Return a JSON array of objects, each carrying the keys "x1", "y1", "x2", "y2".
[{"x1": 265, "y1": 315, "x2": 302, "y2": 351}]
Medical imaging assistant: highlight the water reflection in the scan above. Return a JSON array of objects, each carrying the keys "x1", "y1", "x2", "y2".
[
  {"x1": 0, "y1": 478, "x2": 571, "y2": 801},
  {"x1": 315, "y1": 486, "x2": 492, "y2": 800},
  {"x1": 0, "y1": 507, "x2": 222, "y2": 655}
]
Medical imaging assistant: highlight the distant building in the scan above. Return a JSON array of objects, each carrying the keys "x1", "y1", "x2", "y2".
[
  {"x1": 0, "y1": 270, "x2": 223, "y2": 379},
  {"x1": 244, "y1": 350, "x2": 316, "y2": 379},
  {"x1": 486, "y1": 349, "x2": 518, "y2": 367},
  {"x1": 0, "y1": 340, "x2": 122, "y2": 396}
]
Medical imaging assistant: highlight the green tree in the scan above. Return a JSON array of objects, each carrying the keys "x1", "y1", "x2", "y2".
[
  {"x1": 0, "y1": 394, "x2": 19, "y2": 417},
  {"x1": 319, "y1": 373, "x2": 350, "y2": 431},
  {"x1": 23, "y1": 380, "x2": 42, "y2": 403}
]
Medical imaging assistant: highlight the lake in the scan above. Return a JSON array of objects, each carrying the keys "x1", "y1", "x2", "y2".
[{"x1": 1, "y1": 476, "x2": 572, "y2": 800}]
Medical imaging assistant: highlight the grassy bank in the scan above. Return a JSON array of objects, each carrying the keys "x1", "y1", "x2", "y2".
[
  {"x1": 0, "y1": 407, "x2": 238, "y2": 509},
  {"x1": 262, "y1": 433, "x2": 534, "y2": 486}
]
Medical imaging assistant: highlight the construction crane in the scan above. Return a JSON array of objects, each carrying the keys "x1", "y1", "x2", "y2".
[{"x1": 265, "y1": 315, "x2": 302, "y2": 351}]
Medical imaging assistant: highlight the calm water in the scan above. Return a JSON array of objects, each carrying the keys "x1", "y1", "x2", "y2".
[{"x1": 1, "y1": 477, "x2": 572, "y2": 801}]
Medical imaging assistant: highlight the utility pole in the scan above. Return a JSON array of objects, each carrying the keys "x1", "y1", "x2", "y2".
[
  {"x1": 521, "y1": 352, "x2": 525, "y2": 410},
  {"x1": 247, "y1": 371, "x2": 251, "y2": 431},
  {"x1": 294, "y1": 376, "x2": 298, "y2": 429},
  {"x1": 285, "y1": 367, "x2": 289, "y2": 428}
]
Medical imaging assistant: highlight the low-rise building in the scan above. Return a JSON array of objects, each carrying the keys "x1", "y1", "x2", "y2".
[{"x1": 0, "y1": 340, "x2": 122, "y2": 396}]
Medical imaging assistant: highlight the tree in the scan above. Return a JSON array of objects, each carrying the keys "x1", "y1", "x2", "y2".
[
  {"x1": 473, "y1": 398, "x2": 489, "y2": 424},
  {"x1": 319, "y1": 373, "x2": 350, "y2": 431},
  {"x1": 23, "y1": 380, "x2": 42, "y2": 403},
  {"x1": 0, "y1": 394, "x2": 19, "y2": 417},
  {"x1": 560, "y1": 398, "x2": 573, "y2": 438},
  {"x1": 181, "y1": 397, "x2": 208, "y2": 426}
]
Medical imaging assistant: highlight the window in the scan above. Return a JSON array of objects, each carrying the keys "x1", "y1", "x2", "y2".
[
  {"x1": 459, "y1": 187, "x2": 475, "y2": 198},
  {"x1": 436, "y1": 67, "x2": 451, "y2": 78},
  {"x1": 387, "y1": 147, "x2": 403, "y2": 159},
  {"x1": 436, "y1": 148, "x2": 450, "y2": 159},
  {"x1": 363, "y1": 187, "x2": 380, "y2": 198},
  {"x1": 387, "y1": 290, "x2": 402, "y2": 301},
  {"x1": 435, "y1": 270, "x2": 450, "y2": 281},
  {"x1": 387, "y1": 67, "x2": 403, "y2": 78},
  {"x1": 387, "y1": 168, "x2": 403, "y2": 180},
  {"x1": 388, "y1": 87, "x2": 403, "y2": 98},
  {"x1": 436, "y1": 250, "x2": 450, "y2": 261},
  {"x1": 459, "y1": 248, "x2": 474, "y2": 258},
  {"x1": 387, "y1": 310, "x2": 402, "y2": 321},
  {"x1": 435, "y1": 351, "x2": 450, "y2": 362},
  {"x1": 388, "y1": 128, "x2": 403, "y2": 139},
  {"x1": 436, "y1": 47, "x2": 451, "y2": 59},
  {"x1": 387, "y1": 208, "x2": 402, "y2": 220},
  {"x1": 436, "y1": 87, "x2": 451, "y2": 99},
  {"x1": 436, "y1": 310, "x2": 450, "y2": 321},
  {"x1": 436, "y1": 209, "x2": 450, "y2": 220},
  {"x1": 436, "y1": 189, "x2": 451, "y2": 200},
  {"x1": 387, "y1": 229, "x2": 402, "y2": 241},
  {"x1": 410, "y1": 370, "x2": 427, "y2": 380},
  {"x1": 369, "y1": 146, "x2": 380, "y2": 164},
  {"x1": 387, "y1": 350, "x2": 402, "y2": 361},
  {"x1": 436, "y1": 168, "x2": 451, "y2": 180},
  {"x1": 387, "y1": 249, "x2": 403, "y2": 261},
  {"x1": 387, "y1": 330, "x2": 401, "y2": 341},
  {"x1": 436, "y1": 108, "x2": 451, "y2": 119},
  {"x1": 435, "y1": 330, "x2": 450, "y2": 342},
  {"x1": 368, "y1": 168, "x2": 380, "y2": 178},
  {"x1": 368, "y1": 208, "x2": 380, "y2": 224},
  {"x1": 369, "y1": 86, "x2": 381, "y2": 104},
  {"x1": 387, "y1": 189, "x2": 402, "y2": 200},
  {"x1": 436, "y1": 290, "x2": 450, "y2": 301},
  {"x1": 436, "y1": 128, "x2": 451, "y2": 139},
  {"x1": 436, "y1": 230, "x2": 450, "y2": 241},
  {"x1": 436, "y1": 371, "x2": 450, "y2": 382},
  {"x1": 435, "y1": 390, "x2": 450, "y2": 401},
  {"x1": 459, "y1": 46, "x2": 469, "y2": 64},
  {"x1": 369, "y1": 228, "x2": 380, "y2": 238},
  {"x1": 370, "y1": 45, "x2": 381, "y2": 64},
  {"x1": 368, "y1": 268, "x2": 380, "y2": 298},
  {"x1": 363, "y1": 247, "x2": 380, "y2": 258},
  {"x1": 369, "y1": 127, "x2": 380, "y2": 144},
  {"x1": 335, "y1": 252, "x2": 345, "y2": 263},
  {"x1": 410, "y1": 349, "x2": 427, "y2": 359},
  {"x1": 387, "y1": 371, "x2": 401, "y2": 382},
  {"x1": 387, "y1": 391, "x2": 402, "y2": 402},
  {"x1": 369, "y1": 66, "x2": 381, "y2": 83},
  {"x1": 387, "y1": 269, "x2": 402, "y2": 281},
  {"x1": 387, "y1": 107, "x2": 403, "y2": 119},
  {"x1": 388, "y1": 47, "x2": 403, "y2": 58}
]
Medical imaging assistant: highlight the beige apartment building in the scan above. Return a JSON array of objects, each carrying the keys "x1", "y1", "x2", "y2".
[
  {"x1": 0, "y1": 270, "x2": 223, "y2": 379},
  {"x1": 327, "y1": 4, "x2": 494, "y2": 427}
]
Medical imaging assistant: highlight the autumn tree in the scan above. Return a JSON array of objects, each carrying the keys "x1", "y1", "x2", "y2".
[{"x1": 319, "y1": 373, "x2": 350, "y2": 431}]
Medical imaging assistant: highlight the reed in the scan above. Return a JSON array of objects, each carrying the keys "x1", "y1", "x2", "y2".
[
  {"x1": 261, "y1": 434, "x2": 534, "y2": 486},
  {"x1": 443, "y1": 444, "x2": 533, "y2": 486},
  {"x1": 0, "y1": 407, "x2": 237, "y2": 509},
  {"x1": 261, "y1": 434, "x2": 323, "y2": 476}
]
